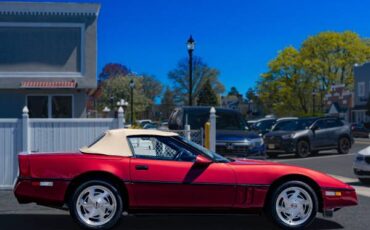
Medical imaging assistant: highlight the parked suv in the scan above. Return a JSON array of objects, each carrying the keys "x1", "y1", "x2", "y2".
[
  {"x1": 264, "y1": 117, "x2": 353, "y2": 158},
  {"x1": 251, "y1": 118, "x2": 276, "y2": 136},
  {"x1": 168, "y1": 106, "x2": 265, "y2": 157}
]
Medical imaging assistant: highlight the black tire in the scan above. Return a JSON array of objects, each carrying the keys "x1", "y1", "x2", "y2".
[
  {"x1": 266, "y1": 181, "x2": 318, "y2": 230},
  {"x1": 69, "y1": 180, "x2": 123, "y2": 230},
  {"x1": 359, "y1": 178, "x2": 370, "y2": 184},
  {"x1": 338, "y1": 137, "x2": 350, "y2": 154},
  {"x1": 296, "y1": 140, "x2": 311, "y2": 158}
]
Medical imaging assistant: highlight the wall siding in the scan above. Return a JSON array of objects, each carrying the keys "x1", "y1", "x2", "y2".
[
  {"x1": 29, "y1": 119, "x2": 116, "y2": 152},
  {"x1": 0, "y1": 118, "x2": 116, "y2": 188},
  {"x1": 0, "y1": 119, "x2": 22, "y2": 188}
]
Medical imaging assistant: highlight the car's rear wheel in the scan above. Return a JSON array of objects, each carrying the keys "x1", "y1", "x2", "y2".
[
  {"x1": 267, "y1": 181, "x2": 318, "y2": 229},
  {"x1": 338, "y1": 137, "x2": 350, "y2": 154},
  {"x1": 69, "y1": 180, "x2": 123, "y2": 230},
  {"x1": 296, "y1": 140, "x2": 310, "y2": 158}
]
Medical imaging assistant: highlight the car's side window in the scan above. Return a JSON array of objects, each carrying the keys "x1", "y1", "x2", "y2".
[
  {"x1": 128, "y1": 136, "x2": 196, "y2": 162},
  {"x1": 326, "y1": 119, "x2": 343, "y2": 128},
  {"x1": 315, "y1": 120, "x2": 327, "y2": 130}
]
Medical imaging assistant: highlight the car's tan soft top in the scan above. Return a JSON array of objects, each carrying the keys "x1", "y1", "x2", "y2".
[{"x1": 80, "y1": 128, "x2": 178, "y2": 157}]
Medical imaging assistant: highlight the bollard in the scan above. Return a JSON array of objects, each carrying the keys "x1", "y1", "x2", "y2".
[
  {"x1": 209, "y1": 107, "x2": 216, "y2": 152},
  {"x1": 204, "y1": 122, "x2": 210, "y2": 149}
]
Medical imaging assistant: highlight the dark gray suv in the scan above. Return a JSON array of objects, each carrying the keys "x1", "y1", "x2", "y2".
[{"x1": 264, "y1": 117, "x2": 354, "y2": 158}]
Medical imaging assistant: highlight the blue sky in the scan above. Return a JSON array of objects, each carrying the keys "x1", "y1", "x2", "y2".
[{"x1": 17, "y1": 0, "x2": 370, "y2": 95}]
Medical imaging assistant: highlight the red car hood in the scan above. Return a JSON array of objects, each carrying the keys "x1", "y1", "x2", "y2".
[
  {"x1": 228, "y1": 158, "x2": 354, "y2": 190},
  {"x1": 229, "y1": 158, "x2": 281, "y2": 165}
]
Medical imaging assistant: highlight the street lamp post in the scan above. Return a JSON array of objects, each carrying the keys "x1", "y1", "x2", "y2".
[
  {"x1": 187, "y1": 35, "x2": 195, "y2": 106},
  {"x1": 312, "y1": 89, "x2": 317, "y2": 116},
  {"x1": 129, "y1": 79, "x2": 135, "y2": 126}
]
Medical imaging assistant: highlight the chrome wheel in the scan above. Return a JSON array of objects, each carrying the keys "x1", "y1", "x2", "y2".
[
  {"x1": 76, "y1": 185, "x2": 117, "y2": 227},
  {"x1": 275, "y1": 186, "x2": 313, "y2": 227}
]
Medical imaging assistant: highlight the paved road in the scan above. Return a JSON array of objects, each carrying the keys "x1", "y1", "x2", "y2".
[{"x1": 1, "y1": 139, "x2": 369, "y2": 230}]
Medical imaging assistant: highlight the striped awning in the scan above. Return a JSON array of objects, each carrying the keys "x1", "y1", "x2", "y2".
[{"x1": 20, "y1": 81, "x2": 77, "y2": 89}]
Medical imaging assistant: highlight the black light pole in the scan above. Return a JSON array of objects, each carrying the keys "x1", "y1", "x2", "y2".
[
  {"x1": 312, "y1": 89, "x2": 317, "y2": 116},
  {"x1": 187, "y1": 35, "x2": 195, "y2": 106},
  {"x1": 129, "y1": 79, "x2": 135, "y2": 126}
]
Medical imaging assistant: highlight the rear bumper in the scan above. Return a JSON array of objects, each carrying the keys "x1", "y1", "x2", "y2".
[
  {"x1": 321, "y1": 188, "x2": 358, "y2": 210},
  {"x1": 14, "y1": 177, "x2": 70, "y2": 206}
]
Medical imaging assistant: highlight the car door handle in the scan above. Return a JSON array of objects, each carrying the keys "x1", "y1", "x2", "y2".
[{"x1": 135, "y1": 165, "x2": 149, "y2": 170}]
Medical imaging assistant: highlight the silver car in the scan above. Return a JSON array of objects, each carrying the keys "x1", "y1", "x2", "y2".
[{"x1": 353, "y1": 146, "x2": 370, "y2": 184}]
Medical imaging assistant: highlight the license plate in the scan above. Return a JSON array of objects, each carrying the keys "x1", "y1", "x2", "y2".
[{"x1": 268, "y1": 144, "x2": 275, "y2": 149}]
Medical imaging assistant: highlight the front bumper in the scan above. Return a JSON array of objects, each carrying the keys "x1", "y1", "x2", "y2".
[
  {"x1": 216, "y1": 142, "x2": 266, "y2": 158},
  {"x1": 264, "y1": 137, "x2": 296, "y2": 153},
  {"x1": 321, "y1": 188, "x2": 358, "y2": 210},
  {"x1": 353, "y1": 156, "x2": 370, "y2": 178}
]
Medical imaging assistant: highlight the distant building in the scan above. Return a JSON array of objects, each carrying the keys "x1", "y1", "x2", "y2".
[
  {"x1": 0, "y1": 2, "x2": 100, "y2": 118},
  {"x1": 352, "y1": 63, "x2": 370, "y2": 123},
  {"x1": 323, "y1": 84, "x2": 353, "y2": 122}
]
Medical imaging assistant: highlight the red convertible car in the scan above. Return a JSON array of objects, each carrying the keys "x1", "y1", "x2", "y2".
[{"x1": 14, "y1": 129, "x2": 357, "y2": 230}]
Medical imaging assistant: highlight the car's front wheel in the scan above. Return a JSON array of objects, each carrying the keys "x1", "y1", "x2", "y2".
[
  {"x1": 338, "y1": 137, "x2": 350, "y2": 154},
  {"x1": 296, "y1": 140, "x2": 311, "y2": 158},
  {"x1": 69, "y1": 180, "x2": 123, "y2": 230},
  {"x1": 267, "y1": 181, "x2": 318, "y2": 229}
]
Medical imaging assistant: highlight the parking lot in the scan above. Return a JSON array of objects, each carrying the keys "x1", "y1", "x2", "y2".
[{"x1": 1, "y1": 139, "x2": 369, "y2": 230}]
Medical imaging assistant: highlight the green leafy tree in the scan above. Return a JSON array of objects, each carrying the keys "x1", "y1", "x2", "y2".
[
  {"x1": 168, "y1": 56, "x2": 225, "y2": 104},
  {"x1": 160, "y1": 86, "x2": 176, "y2": 120},
  {"x1": 301, "y1": 31, "x2": 370, "y2": 90},
  {"x1": 258, "y1": 46, "x2": 314, "y2": 116},
  {"x1": 98, "y1": 76, "x2": 150, "y2": 121},
  {"x1": 141, "y1": 74, "x2": 163, "y2": 101},
  {"x1": 258, "y1": 31, "x2": 370, "y2": 116},
  {"x1": 197, "y1": 79, "x2": 219, "y2": 106},
  {"x1": 228, "y1": 86, "x2": 241, "y2": 97}
]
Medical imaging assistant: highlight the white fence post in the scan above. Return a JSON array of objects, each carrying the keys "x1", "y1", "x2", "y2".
[
  {"x1": 117, "y1": 106, "x2": 125, "y2": 128},
  {"x1": 210, "y1": 107, "x2": 216, "y2": 152},
  {"x1": 22, "y1": 106, "x2": 30, "y2": 153},
  {"x1": 185, "y1": 124, "x2": 191, "y2": 141}
]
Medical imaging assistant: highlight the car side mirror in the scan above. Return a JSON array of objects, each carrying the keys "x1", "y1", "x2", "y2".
[
  {"x1": 311, "y1": 125, "x2": 319, "y2": 131},
  {"x1": 195, "y1": 155, "x2": 212, "y2": 165}
]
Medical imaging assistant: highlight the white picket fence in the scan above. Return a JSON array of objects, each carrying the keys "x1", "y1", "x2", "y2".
[
  {"x1": 0, "y1": 108, "x2": 123, "y2": 189},
  {"x1": 0, "y1": 106, "x2": 214, "y2": 189}
]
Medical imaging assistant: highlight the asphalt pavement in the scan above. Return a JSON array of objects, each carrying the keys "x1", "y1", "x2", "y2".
[{"x1": 1, "y1": 139, "x2": 369, "y2": 230}]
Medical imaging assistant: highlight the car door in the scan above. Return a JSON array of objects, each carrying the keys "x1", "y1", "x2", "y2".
[
  {"x1": 325, "y1": 119, "x2": 343, "y2": 146},
  {"x1": 128, "y1": 135, "x2": 236, "y2": 208},
  {"x1": 311, "y1": 119, "x2": 330, "y2": 148}
]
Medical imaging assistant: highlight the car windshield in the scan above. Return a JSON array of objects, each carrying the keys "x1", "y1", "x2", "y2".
[
  {"x1": 272, "y1": 119, "x2": 316, "y2": 131},
  {"x1": 176, "y1": 136, "x2": 231, "y2": 163},
  {"x1": 254, "y1": 119, "x2": 275, "y2": 130},
  {"x1": 186, "y1": 109, "x2": 247, "y2": 130}
]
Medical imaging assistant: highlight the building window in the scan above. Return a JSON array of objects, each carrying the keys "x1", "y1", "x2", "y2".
[
  {"x1": 27, "y1": 95, "x2": 73, "y2": 118},
  {"x1": 52, "y1": 96, "x2": 72, "y2": 118},
  {"x1": 28, "y1": 96, "x2": 48, "y2": 118},
  {"x1": 358, "y1": 82, "x2": 365, "y2": 97}
]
